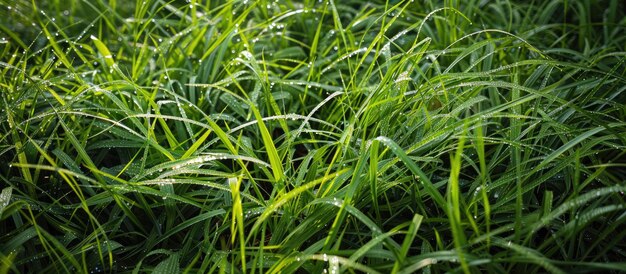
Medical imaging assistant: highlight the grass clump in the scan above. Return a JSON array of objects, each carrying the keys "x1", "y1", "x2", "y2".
[{"x1": 1, "y1": 0, "x2": 625, "y2": 273}]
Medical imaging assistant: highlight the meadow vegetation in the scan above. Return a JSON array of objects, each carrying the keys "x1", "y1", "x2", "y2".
[{"x1": 1, "y1": 0, "x2": 625, "y2": 273}]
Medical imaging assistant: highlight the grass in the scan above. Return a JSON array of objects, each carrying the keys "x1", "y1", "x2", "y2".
[{"x1": 1, "y1": 0, "x2": 625, "y2": 273}]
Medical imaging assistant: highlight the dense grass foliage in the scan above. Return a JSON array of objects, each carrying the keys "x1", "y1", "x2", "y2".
[{"x1": 1, "y1": 0, "x2": 625, "y2": 273}]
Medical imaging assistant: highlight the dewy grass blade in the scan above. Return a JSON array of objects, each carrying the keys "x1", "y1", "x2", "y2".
[
  {"x1": 90, "y1": 35, "x2": 115, "y2": 68},
  {"x1": 369, "y1": 139, "x2": 381, "y2": 220},
  {"x1": 248, "y1": 168, "x2": 350, "y2": 240},
  {"x1": 153, "y1": 252, "x2": 180, "y2": 274},
  {"x1": 374, "y1": 136, "x2": 446, "y2": 208},
  {"x1": 392, "y1": 214, "x2": 424, "y2": 273},
  {"x1": 532, "y1": 126, "x2": 606, "y2": 173},
  {"x1": 494, "y1": 238, "x2": 566, "y2": 274},
  {"x1": 447, "y1": 124, "x2": 470, "y2": 273},
  {"x1": 250, "y1": 105, "x2": 284, "y2": 184},
  {"x1": 180, "y1": 128, "x2": 212, "y2": 159},
  {"x1": 0, "y1": 187, "x2": 12, "y2": 219},
  {"x1": 229, "y1": 177, "x2": 246, "y2": 273},
  {"x1": 41, "y1": 25, "x2": 72, "y2": 69}
]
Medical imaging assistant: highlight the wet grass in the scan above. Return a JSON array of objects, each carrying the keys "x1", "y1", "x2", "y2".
[{"x1": 1, "y1": 0, "x2": 625, "y2": 273}]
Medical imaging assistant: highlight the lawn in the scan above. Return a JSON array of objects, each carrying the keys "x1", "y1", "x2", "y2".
[{"x1": 1, "y1": 0, "x2": 625, "y2": 273}]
